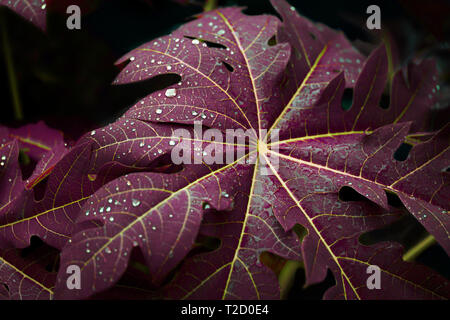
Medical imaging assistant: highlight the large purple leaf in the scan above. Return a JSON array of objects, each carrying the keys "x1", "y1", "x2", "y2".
[
  {"x1": 50, "y1": 1, "x2": 449, "y2": 300},
  {"x1": 0, "y1": 0, "x2": 47, "y2": 31}
]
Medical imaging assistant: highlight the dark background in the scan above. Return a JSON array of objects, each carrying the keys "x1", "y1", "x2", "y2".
[{"x1": 0, "y1": 0, "x2": 449, "y2": 299}]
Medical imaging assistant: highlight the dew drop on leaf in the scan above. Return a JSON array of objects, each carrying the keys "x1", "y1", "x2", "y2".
[
  {"x1": 132, "y1": 199, "x2": 141, "y2": 207},
  {"x1": 165, "y1": 88, "x2": 177, "y2": 97}
]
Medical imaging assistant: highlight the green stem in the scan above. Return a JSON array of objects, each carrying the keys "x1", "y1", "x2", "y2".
[
  {"x1": 382, "y1": 33, "x2": 395, "y2": 83},
  {"x1": 204, "y1": 0, "x2": 218, "y2": 12},
  {"x1": 403, "y1": 234, "x2": 436, "y2": 262},
  {"x1": 279, "y1": 260, "x2": 302, "y2": 299},
  {"x1": 1, "y1": 12, "x2": 23, "y2": 121}
]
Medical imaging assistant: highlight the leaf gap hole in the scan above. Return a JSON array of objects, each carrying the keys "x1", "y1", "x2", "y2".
[
  {"x1": 393, "y1": 143, "x2": 412, "y2": 161},
  {"x1": 341, "y1": 88, "x2": 353, "y2": 111},
  {"x1": 379, "y1": 92, "x2": 390, "y2": 109},
  {"x1": 222, "y1": 61, "x2": 234, "y2": 72},
  {"x1": 338, "y1": 186, "x2": 367, "y2": 202},
  {"x1": 183, "y1": 36, "x2": 226, "y2": 49},
  {"x1": 268, "y1": 34, "x2": 277, "y2": 46}
]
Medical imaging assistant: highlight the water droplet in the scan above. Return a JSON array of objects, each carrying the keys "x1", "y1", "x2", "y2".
[
  {"x1": 156, "y1": 108, "x2": 163, "y2": 114},
  {"x1": 165, "y1": 88, "x2": 177, "y2": 97},
  {"x1": 191, "y1": 39, "x2": 200, "y2": 45},
  {"x1": 132, "y1": 199, "x2": 141, "y2": 207}
]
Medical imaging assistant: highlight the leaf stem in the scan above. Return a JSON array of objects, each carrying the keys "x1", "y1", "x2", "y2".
[
  {"x1": 203, "y1": 0, "x2": 218, "y2": 12},
  {"x1": 402, "y1": 234, "x2": 436, "y2": 262},
  {"x1": 279, "y1": 260, "x2": 302, "y2": 299},
  {"x1": 1, "y1": 12, "x2": 23, "y2": 121}
]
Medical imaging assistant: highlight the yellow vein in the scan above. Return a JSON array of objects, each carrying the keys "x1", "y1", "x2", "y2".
[
  {"x1": 262, "y1": 152, "x2": 361, "y2": 299},
  {"x1": 351, "y1": 57, "x2": 381, "y2": 130},
  {"x1": 265, "y1": 45, "x2": 328, "y2": 143},
  {"x1": 222, "y1": 156, "x2": 259, "y2": 299},
  {"x1": 138, "y1": 47, "x2": 254, "y2": 131},
  {"x1": 337, "y1": 256, "x2": 447, "y2": 299},
  {"x1": 81, "y1": 153, "x2": 254, "y2": 271},
  {"x1": 390, "y1": 145, "x2": 449, "y2": 187},
  {"x1": 217, "y1": 11, "x2": 262, "y2": 138},
  {"x1": 0, "y1": 197, "x2": 90, "y2": 229},
  {"x1": 268, "y1": 131, "x2": 366, "y2": 146},
  {"x1": 0, "y1": 256, "x2": 53, "y2": 295},
  {"x1": 392, "y1": 78, "x2": 423, "y2": 124}
]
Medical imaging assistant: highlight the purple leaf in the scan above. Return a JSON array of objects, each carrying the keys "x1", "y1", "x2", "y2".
[
  {"x1": 54, "y1": 163, "x2": 237, "y2": 299},
  {"x1": 0, "y1": 0, "x2": 47, "y2": 31},
  {"x1": 49, "y1": 2, "x2": 450, "y2": 300},
  {"x1": 0, "y1": 142, "x2": 111, "y2": 249},
  {"x1": 0, "y1": 246, "x2": 57, "y2": 300},
  {"x1": 8, "y1": 121, "x2": 69, "y2": 189},
  {"x1": 0, "y1": 140, "x2": 25, "y2": 218},
  {"x1": 271, "y1": 109, "x2": 449, "y2": 254},
  {"x1": 114, "y1": 7, "x2": 290, "y2": 132},
  {"x1": 271, "y1": 0, "x2": 363, "y2": 92}
]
